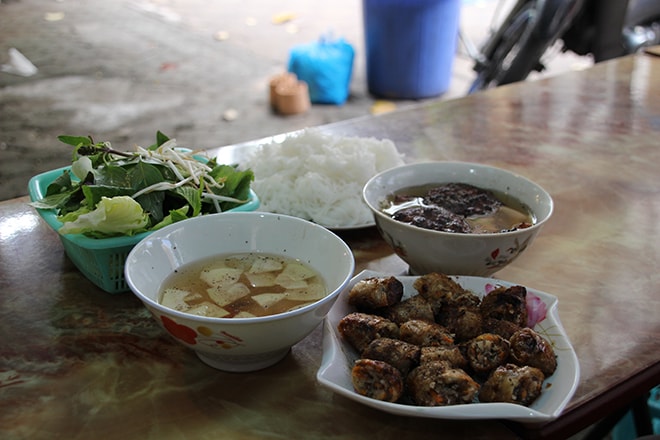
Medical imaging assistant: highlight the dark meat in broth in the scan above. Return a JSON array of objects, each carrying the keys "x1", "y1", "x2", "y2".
[
  {"x1": 384, "y1": 183, "x2": 534, "y2": 234},
  {"x1": 424, "y1": 183, "x2": 502, "y2": 217},
  {"x1": 393, "y1": 205, "x2": 471, "y2": 233}
]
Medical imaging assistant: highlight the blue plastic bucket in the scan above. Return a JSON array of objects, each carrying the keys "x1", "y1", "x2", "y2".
[{"x1": 363, "y1": 0, "x2": 460, "y2": 99}]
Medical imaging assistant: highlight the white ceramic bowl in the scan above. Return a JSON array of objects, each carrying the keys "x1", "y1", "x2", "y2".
[
  {"x1": 124, "y1": 212, "x2": 355, "y2": 372},
  {"x1": 362, "y1": 161, "x2": 553, "y2": 276}
]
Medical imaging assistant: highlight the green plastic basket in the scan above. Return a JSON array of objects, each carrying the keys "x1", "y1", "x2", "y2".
[{"x1": 28, "y1": 166, "x2": 260, "y2": 293}]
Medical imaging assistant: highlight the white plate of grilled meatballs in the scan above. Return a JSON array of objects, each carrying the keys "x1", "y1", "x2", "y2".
[{"x1": 317, "y1": 270, "x2": 580, "y2": 421}]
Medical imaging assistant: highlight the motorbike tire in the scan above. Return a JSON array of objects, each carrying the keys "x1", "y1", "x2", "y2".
[
  {"x1": 625, "y1": 0, "x2": 660, "y2": 26},
  {"x1": 469, "y1": 2, "x2": 550, "y2": 92}
]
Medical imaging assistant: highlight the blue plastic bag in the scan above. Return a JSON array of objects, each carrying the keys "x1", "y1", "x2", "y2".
[{"x1": 287, "y1": 36, "x2": 354, "y2": 105}]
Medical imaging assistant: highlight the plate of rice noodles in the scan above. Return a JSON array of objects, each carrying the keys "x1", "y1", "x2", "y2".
[{"x1": 215, "y1": 128, "x2": 406, "y2": 230}]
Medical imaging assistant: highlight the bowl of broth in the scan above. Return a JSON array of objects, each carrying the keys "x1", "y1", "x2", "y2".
[
  {"x1": 362, "y1": 161, "x2": 553, "y2": 276},
  {"x1": 125, "y1": 212, "x2": 355, "y2": 372}
]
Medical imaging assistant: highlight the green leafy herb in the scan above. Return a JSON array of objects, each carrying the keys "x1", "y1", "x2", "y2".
[
  {"x1": 31, "y1": 133, "x2": 255, "y2": 238},
  {"x1": 58, "y1": 196, "x2": 149, "y2": 237}
]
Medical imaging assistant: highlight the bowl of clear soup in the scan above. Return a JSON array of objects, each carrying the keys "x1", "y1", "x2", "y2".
[{"x1": 125, "y1": 212, "x2": 355, "y2": 372}]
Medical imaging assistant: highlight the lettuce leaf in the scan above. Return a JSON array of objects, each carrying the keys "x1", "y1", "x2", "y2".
[
  {"x1": 152, "y1": 206, "x2": 191, "y2": 231},
  {"x1": 57, "y1": 196, "x2": 149, "y2": 237}
]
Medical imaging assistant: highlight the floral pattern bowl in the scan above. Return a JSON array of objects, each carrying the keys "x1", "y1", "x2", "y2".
[
  {"x1": 124, "y1": 212, "x2": 355, "y2": 372},
  {"x1": 362, "y1": 161, "x2": 553, "y2": 277}
]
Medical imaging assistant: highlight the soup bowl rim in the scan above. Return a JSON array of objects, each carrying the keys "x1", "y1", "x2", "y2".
[
  {"x1": 125, "y1": 212, "x2": 356, "y2": 325},
  {"x1": 363, "y1": 160, "x2": 554, "y2": 238}
]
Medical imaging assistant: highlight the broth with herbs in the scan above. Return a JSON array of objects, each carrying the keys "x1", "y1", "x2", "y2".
[
  {"x1": 159, "y1": 253, "x2": 327, "y2": 318},
  {"x1": 382, "y1": 183, "x2": 534, "y2": 234}
]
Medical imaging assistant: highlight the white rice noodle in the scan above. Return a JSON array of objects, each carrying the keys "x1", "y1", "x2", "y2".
[{"x1": 241, "y1": 128, "x2": 404, "y2": 228}]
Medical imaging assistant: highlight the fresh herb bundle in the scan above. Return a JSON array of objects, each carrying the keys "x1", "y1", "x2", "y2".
[{"x1": 30, "y1": 132, "x2": 254, "y2": 238}]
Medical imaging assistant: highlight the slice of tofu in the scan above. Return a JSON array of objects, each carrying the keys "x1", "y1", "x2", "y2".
[
  {"x1": 186, "y1": 302, "x2": 230, "y2": 318},
  {"x1": 207, "y1": 282, "x2": 250, "y2": 306},
  {"x1": 278, "y1": 261, "x2": 316, "y2": 280},
  {"x1": 161, "y1": 288, "x2": 198, "y2": 311},
  {"x1": 275, "y1": 262, "x2": 319, "y2": 288},
  {"x1": 200, "y1": 267, "x2": 243, "y2": 287},
  {"x1": 274, "y1": 276, "x2": 308, "y2": 289},
  {"x1": 244, "y1": 271, "x2": 278, "y2": 288},
  {"x1": 252, "y1": 293, "x2": 287, "y2": 309},
  {"x1": 285, "y1": 283, "x2": 326, "y2": 301},
  {"x1": 249, "y1": 256, "x2": 284, "y2": 273}
]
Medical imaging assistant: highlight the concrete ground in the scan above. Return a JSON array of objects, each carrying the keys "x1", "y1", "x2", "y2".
[{"x1": 0, "y1": 0, "x2": 591, "y2": 201}]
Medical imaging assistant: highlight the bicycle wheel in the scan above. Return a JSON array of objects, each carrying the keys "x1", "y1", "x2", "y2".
[{"x1": 469, "y1": 2, "x2": 549, "y2": 92}]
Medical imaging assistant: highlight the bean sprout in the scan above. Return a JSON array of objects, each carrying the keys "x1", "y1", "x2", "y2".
[
  {"x1": 108, "y1": 139, "x2": 249, "y2": 213},
  {"x1": 132, "y1": 175, "x2": 195, "y2": 199}
]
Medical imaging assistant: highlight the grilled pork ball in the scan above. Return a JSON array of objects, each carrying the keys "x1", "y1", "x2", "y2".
[
  {"x1": 343, "y1": 275, "x2": 559, "y2": 409},
  {"x1": 361, "y1": 337, "x2": 421, "y2": 376},
  {"x1": 399, "y1": 319, "x2": 454, "y2": 347},
  {"x1": 479, "y1": 364, "x2": 545, "y2": 406},
  {"x1": 338, "y1": 312, "x2": 399, "y2": 353},
  {"x1": 383, "y1": 294, "x2": 435, "y2": 324},
  {"x1": 482, "y1": 317, "x2": 522, "y2": 340},
  {"x1": 509, "y1": 327, "x2": 557, "y2": 376},
  {"x1": 480, "y1": 285, "x2": 528, "y2": 328},
  {"x1": 437, "y1": 305, "x2": 483, "y2": 342},
  {"x1": 413, "y1": 272, "x2": 479, "y2": 317},
  {"x1": 348, "y1": 276, "x2": 404, "y2": 311},
  {"x1": 412, "y1": 273, "x2": 484, "y2": 342},
  {"x1": 464, "y1": 333, "x2": 511, "y2": 375},
  {"x1": 406, "y1": 361, "x2": 480, "y2": 406},
  {"x1": 352, "y1": 358, "x2": 404, "y2": 403},
  {"x1": 419, "y1": 346, "x2": 468, "y2": 369}
]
